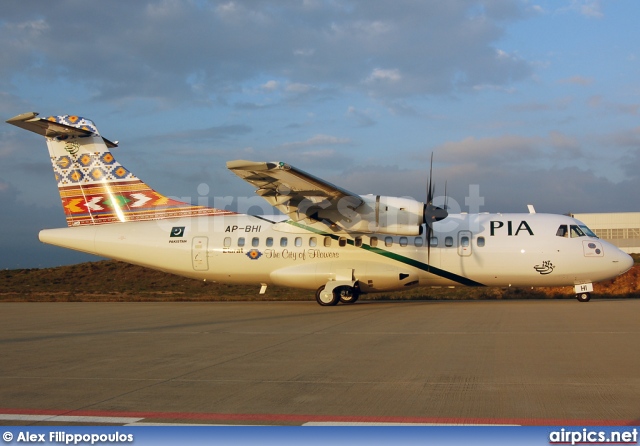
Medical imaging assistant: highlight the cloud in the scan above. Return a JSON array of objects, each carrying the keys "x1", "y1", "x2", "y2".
[
  {"x1": 548, "y1": 131, "x2": 579, "y2": 151},
  {"x1": 347, "y1": 106, "x2": 377, "y2": 127},
  {"x1": 600, "y1": 126, "x2": 640, "y2": 149},
  {"x1": 147, "y1": 124, "x2": 253, "y2": 145},
  {"x1": 278, "y1": 134, "x2": 352, "y2": 151},
  {"x1": 554, "y1": 0, "x2": 604, "y2": 19},
  {"x1": 329, "y1": 161, "x2": 638, "y2": 215},
  {"x1": 430, "y1": 134, "x2": 541, "y2": 165},
  {"x1": 366, "y1": 68, "x2": 402, "y2": 84},
  {"x1": 588, "y1": 96, "x2": 640, "y2": 116},
  {"x1": 0, "y1": 178, "x2": 100, "y2": 268},
  {"x1": 574, "y1": 0, "x2": 604, "y2": 18},
  {"x1": 558, "y1": 76, "x2": 594, "y2": 86},
  {"x1": 507, "y1": 96, "x2": 573, "y2": 112},
  {"x1": 285, "y1": 83, "x2": 314, "y2": 94},
  {"x1": 0, "y1": 1, "x2": 533, "y2": 106},
  {"x1": 261, "y1": 80, "x2": 279, "y2": 91}
]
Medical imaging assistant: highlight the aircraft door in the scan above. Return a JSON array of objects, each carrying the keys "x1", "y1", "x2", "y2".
[
  {"x1": 192, "y1": 236, "x2": 209, "y2": 271},
  {"x1": 457, "y1": 231, "x2": 472, "y2": 257}
]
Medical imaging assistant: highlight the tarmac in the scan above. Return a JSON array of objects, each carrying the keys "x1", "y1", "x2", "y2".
[{"x1": 1, "y1": 299, "x2": 639, "y2": 425}]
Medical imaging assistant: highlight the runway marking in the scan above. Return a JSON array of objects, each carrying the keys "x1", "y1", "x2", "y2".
[
  {"x1": 0, "y1": 408, "x2": 635, "y2": 426},
  {"x1": 0, "y1": 414, "x2": 143, "y2": 424},
  {"x1": 302, "y1": 422, "x2": 519, "y2": 426}
]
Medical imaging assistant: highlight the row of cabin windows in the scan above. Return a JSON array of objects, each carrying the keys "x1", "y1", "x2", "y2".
[{"x1": 224, "y1": 235, "x2": 487, "y2": 248}]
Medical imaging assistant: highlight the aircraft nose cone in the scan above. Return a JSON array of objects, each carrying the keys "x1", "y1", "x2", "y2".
[
  {"x1": 620, "y1": 251, "x2": 634, "y2": 274},
  {"x1": 612, "y1": 248, "x2": 635, "y2": 276}
]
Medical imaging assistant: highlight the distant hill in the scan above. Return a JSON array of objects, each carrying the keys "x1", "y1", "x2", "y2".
[{"x1": 1, "y1": 260, "x2": 638, "y2": 302}]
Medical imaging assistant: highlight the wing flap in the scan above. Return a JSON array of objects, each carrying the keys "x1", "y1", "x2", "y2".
[{"x1": 227, "y1": 160, "x2": 363, "y2": 221}]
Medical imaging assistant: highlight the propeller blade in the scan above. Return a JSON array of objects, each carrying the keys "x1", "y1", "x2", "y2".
[
  {"x1": 423, "y1": 153, "x2": 449, "y2": 269},
  {"x1": 426, "y1": 223, "x2": 431, "y2": 271},
  {"x1": 427, "y1": 153, "x2": 434, "y2": 205},
  {"x1": 444, "y1": 180, "x2": 448, "y2": 210}
]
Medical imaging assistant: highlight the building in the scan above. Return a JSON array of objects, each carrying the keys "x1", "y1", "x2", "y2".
[{"x1": 571, "y1": 212, "x2": 640, "y2": 254}]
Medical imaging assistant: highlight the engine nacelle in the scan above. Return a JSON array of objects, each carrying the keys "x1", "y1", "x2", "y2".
[{"x1": 318, "y1": 194, "x2": 424, "y2": 236}]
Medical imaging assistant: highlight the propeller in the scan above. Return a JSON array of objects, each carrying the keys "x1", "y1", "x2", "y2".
[{"x1": 424, "y1": 153, "x2": 449, "y2": 268}]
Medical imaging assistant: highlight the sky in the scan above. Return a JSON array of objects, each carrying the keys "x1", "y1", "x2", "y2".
[{"x1": 1, "y1": 0, "x2": 639, "y2": 269}]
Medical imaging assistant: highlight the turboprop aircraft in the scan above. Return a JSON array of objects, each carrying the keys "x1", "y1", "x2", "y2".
[{"x1": 6, "y1": 112, "x2": 634, "y2": 305}]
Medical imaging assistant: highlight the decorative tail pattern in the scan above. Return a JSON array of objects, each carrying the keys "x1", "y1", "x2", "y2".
[{"x1": 7, "y1": 113, "x2": 234, "y2": 226}]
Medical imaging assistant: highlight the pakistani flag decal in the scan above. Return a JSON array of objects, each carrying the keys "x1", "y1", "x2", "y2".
[{"x1": 170, "y1": 226, "x2": 185, "y2": 238}]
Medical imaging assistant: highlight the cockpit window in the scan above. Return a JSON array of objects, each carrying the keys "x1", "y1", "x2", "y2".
[
  {"x1": 570, "y1": 225, "x2": 585, "y2": 238},
  {"x1": 559, "y1": 223, "x2": 598, "y2": 238},
  {"x1": 556, "y1": 225, "x2": 568, "y2": 237},
  {"x1": 579, "y1": 225, "x2": 598, "y2": 238}
]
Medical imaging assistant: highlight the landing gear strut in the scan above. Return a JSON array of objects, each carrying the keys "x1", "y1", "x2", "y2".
[{"x1": 576, "y1": 292, "x2": 591, "y2": 302}]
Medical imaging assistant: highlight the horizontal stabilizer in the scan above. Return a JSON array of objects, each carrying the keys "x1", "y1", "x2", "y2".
[{"x1": 6, "y1": 112, "x2": 118, "y2": 148}]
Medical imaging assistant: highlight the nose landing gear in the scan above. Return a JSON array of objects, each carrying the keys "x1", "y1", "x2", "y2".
[
  {"x1": 576, "y1": 292, "x2": 591, "y2": 302},
  {"x1": 574, "y1": 283, "x2": 593, "y2": 302}
]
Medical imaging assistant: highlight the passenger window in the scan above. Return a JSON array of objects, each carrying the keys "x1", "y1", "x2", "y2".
[
  {"x1": 370, "y1": 237, "x2": 378, "y2": 248},
  {"x1": 477, "y1": 236, "x2": 485, "y2": 247},
  {"x1": 266, "y1": 237, "x2": 273, "y2": 247},
  {"x1": 461, "y1": 236, "x2": 469, "y2": 247},
  {"x1": 430, "y1": 237, "x2": 438, "y2": 247},
  {"x1": 339, "y1": 237, "x2": 347, "y2": 247},
  {"x1": 556, "y1": 225, "x2": 568, "y2": 238},
  {"x1": 280, "y1": 237, "x2": 288, "y2": 247},
  {"x1": 445, "y1": 236, "x2": 454, "y2": 247},
  {"x1": 252, "y1": 237, "x2": 259, "y2": 247},
  {"x1": 414, "y1": 237, "x2": 424, "y2": 247},
  {"x1": 309, "y1": 237, "x2": 317, "y2": 247},
  {"x1": 295, "y1": 237, "x2": 302, "y2": 247},
  {"x1": 224, "y1": 237, "x2": 231, "y2": 247},
  {"x1": 355, "y1": 237, "x2": 362, "y2": 247},
  {"x1": 385, "y1": 236, "x2": 393, "y2": 247},
  {"x1": 399, "y1": 237, "x2": 408, "y2": 247},
  {"x1": 238, "y1": 237, "x2": 245, "y2": 247},
  {"x1": 324, "y1": 237, "x2": 332, "y2": 247}
]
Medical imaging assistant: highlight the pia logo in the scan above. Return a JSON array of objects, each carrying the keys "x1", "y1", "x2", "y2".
[{"x1": 64, "y1": 141, "x2": 80, "y2": 156}]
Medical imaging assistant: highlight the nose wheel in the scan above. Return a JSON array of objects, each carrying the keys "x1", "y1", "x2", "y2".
[{"x1": 576, "y1": 292, "x2": 591, "y2": 302}]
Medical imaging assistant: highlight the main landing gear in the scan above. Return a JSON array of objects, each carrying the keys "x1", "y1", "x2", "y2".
[
  {"x1": 576, "y1": 292, "x2": 591, "y2": 302},
  {"x1": 315, "y1": 283, "x2": 360, "y2": 306}
]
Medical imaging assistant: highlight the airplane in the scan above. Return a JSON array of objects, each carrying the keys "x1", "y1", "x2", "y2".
[{"x1": 6, "y1": 112, "x2": 634, "y2": 305}]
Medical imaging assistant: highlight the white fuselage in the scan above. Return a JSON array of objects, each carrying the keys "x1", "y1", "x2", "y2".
[{"x1": 39, "y1": 212, "x2": 633, "y2": 293}]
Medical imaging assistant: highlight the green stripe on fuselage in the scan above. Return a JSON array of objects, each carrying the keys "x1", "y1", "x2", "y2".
[{"x1": 286, "y1": 221, "x2": 485, "y2": 287}]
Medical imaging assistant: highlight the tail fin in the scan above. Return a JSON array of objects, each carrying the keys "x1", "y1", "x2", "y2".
[{"x1": 7, "y1": 112, "x2": 233, "y2": 226}]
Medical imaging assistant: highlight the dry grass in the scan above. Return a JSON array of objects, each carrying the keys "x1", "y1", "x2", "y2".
[{"x1": 1, "y1": 259, "x2": 638, "y2": 302}]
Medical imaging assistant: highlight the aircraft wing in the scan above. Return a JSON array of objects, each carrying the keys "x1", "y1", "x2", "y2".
[{"x1": 226, "y1": 160, "x2": 363, "y2": 221}]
